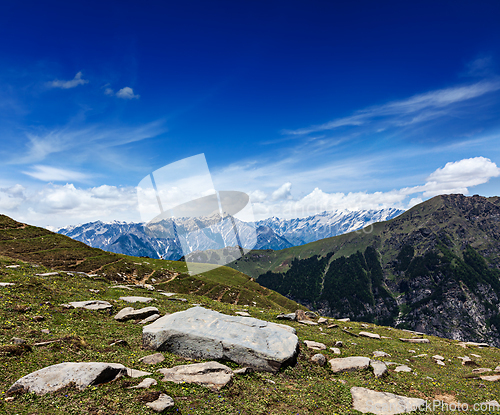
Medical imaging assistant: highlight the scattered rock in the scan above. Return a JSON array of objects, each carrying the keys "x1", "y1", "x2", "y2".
[
  {"x1": 304, "y1": 340, "x2": 326, "y2": 351},
  {"x1": 235, "y1": 311, "x2": 251, "y2": 317},
  {"x1": 480, "y1": 374, "x2": 500, "y2": 382},
  {"x1": 109, "y1": 339, "x2": 129, "y2": 347},
  {"x1": 114, "y1": 306, "x2": 159, "y2": 321},
  {"x1": 33, "y1": 340, "x2": 61, "y2": 347},
  {"x1": 465, "y1": 342, "x2": 489, "y2": 348},
  {"x1": 373, "y1": 351, "x2": 391, "y2": 358},
  {"x1": 402, "y1": 329, "x2": 425, "y2": 336},
  {"x1": 343, "y1": 329, "x2": 359, "y2": 337},
  {"x1": 329, "y1": 357, "x2": 370, "y2": 373},
  {"x1": 399, "y1": 338, "x2": 429, "y2": 344},
  {"x1": 110, "y1": 285, "x2": 133, "y2": 291},
  {"x1": 36, "y1": 272, "x2": 59, "y2": 277},
  {"x1": 470, "y1": 353, "x2": 481, "y2": 358},
  {"x1": 126, "y1": 368, "x2": 152, "y2": 378},
  {"x1": 330, "y1": 347, "x2": 341, "y2": 355},
  {"x1": 472, "y1": 368, "x2": 492, "y2": 374},
  {"x1": 6, "y1": 362, "x2": 126, "y2": 395},
  {"x1": 139, "y1": 353, "x2": 165, "y2": 365},
  {"x1": 495, "y1": 366, "x2": 500, "y2": 372},
  {"x1": 143, "y1": 307, "x2": 299, "y2": 373},
  {"x1": 89, "y1": 289, "x2": 100, "y2": 293},
  {"x1": 432, "y1": 355, "x2": 444, "y2": 361},
  {"x1": 41, "y1": 329, "x2": 50, "y2": 334},
  {"x1": 408, "y1": 350, "x2": 416, "y2": 353},
  {"x1": 299, "y1": 320, "x2": 318, "y2": 326},
  {"x1": 415, "y1": 354, "x2": 427, "y2": 358},
  {"x1": 158, "y1": 361, "x2": 234, "y2": 391},
  {"x1": 12, "y1": 337, "x2": 25, "y2": 345},
  {"x1": 0, "y1": 282, "x2": 15, "y2": 286},
  {"x1": 168, "y1": 297, "x2": 187, "y2": 302},
  {"x1": 370, "y1": 360, "x2": 388, "y2": 378},
  {"x1": 128, "y1": 378, "x2": 157, "y2": 389},
  {"x1": 394, "y1": 365, "x2": 412, "y2": 373},
  {"x1": 335, "y1": 341, "x2": 343, "y2": 347},
  {"x1": 146, "y1": 393, "x2": 175, "y2": 412},
  {"x1": 120, "y1": 296, "x2": 154, "y2": 303},
  {"x1": 32, "y1": 315, "x2": 45, "y2": 322},
  {"x1": 351, "y1": 386, "x2": 426, "y2": 414},
  {"x1": 458, "y1": 356, "x2": 477, "y2": 366},
  {"x1": 327, "y1": 324, "x2": 339, "y2": 329},
  {"x1": 233, "y1": 367, "x2": 253, "y2": 375},
  {"x1": 5, "y1": 265, "x2": 20, "y2": 268},
  {"x1": 318, "y1": 317, "x2": 327, "y2": 324},
  {"x1": 139, "y1": 314, "x2": 161, "y2": 324},
  {"x1": 276, "y1": 313, "x2": 296, "y2": 321},
  {"x1": 68, "y1": 300, "x2": 113, "y2": 310},
  {"x1": 311, "y1": 354, "x2": 327, "y2": 366},
  {"x1": 436, "y1": 360, "x2": 445, "y2": 366},
  {"x1": 159, "y1": 292, "x2": 176, "y2": 297},
  {"x1": 359, "y1": 331, "x2": 381, "y2": 340},
  {"x1": 337, "y1": 318, "x2": 350, "y2": 322}
]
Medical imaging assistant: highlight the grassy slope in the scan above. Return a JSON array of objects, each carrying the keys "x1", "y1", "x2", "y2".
[
  {"x1": 1, "y1": 257, "x2": 499, "y2": 414},
  {"x1": 0, "y1": 215, "x2": 302, "y2": 313},
  {"x1": 230, "y1": 195, "x2": 500, "y2": 279}
]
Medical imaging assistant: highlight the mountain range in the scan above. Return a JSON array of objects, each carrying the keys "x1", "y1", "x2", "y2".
[{"x1": 56, "y1": 208, "x2": 403, "y2": 260}]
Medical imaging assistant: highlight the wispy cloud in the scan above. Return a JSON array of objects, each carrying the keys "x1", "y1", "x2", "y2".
[
  {"x1": 48, "y1": 71, "x2": 89, "y2": 89},
  {"x1": 23, "y1": 165, "x2": 91, "y2": 182},
  {"x1": 284, "y1": 80, "x2": 500, "y2": 136},
  {"x1": 14, "y1": 120, "x2": 166, "y2": 164}
]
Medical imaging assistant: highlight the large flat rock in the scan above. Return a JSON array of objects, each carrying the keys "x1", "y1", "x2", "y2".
[
  {"x1": 329, "y1": 357, "x2": 370, "y2": 373},
  {"x1": 351, "y1": 387, "x2": 426, "y2": 414},
  {"x1": 7, "y1": 362, "x2": 126, "y2": 395},
  {"x1": 143, "y1": 306, "x2": 299, "y2": 372},
  {"x1": 114, "y1": 306, "x2": 159, "y2": 321},
  {"x1": 67, "y1": 300, "x2": 113, "y2": 310}
]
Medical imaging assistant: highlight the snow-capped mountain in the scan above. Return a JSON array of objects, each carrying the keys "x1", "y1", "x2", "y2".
[{"x1": 56, "y1": 208, "x2": 404, "y2": 260}]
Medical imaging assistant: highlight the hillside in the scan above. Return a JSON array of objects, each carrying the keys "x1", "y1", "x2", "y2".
[
  {"x1": 228, "y1": 195, "x2": 500, "y2": 347},
  {"x1": 0, "y1": 214, "x2": 301, "y2": 312},
  {"x1": 1, "y1": 257, "x2": 499, "y2": 414}
]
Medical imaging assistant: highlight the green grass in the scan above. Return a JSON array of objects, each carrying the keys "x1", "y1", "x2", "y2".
[{"x1": 1, "y1": 257, "x2": 500, "y2": 414}]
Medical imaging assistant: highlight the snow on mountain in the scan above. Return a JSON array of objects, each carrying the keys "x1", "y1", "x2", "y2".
[{"x1": 56, "y1": 208, "x2": 404, "y2": 259}]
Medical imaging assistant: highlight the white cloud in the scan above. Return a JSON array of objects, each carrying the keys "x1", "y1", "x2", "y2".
[
  {"x1": 104, "y1": 87, "x2": 115, "y2": 96},
  {"x1": 0, "y1": 185, "x2": 26, "y2": 211},
  {"x1": 272, "y1": 182, "x2": 292, "y2": 201},
  {"x1": 116, "y1": 87, "x2": 140, "y2": 99},
  {"x1": 22, "y1": 165, "x2": 91, "y2": 182},
  {"x1": 48, "y1": 72, "x2": 89, "y2": 89}
]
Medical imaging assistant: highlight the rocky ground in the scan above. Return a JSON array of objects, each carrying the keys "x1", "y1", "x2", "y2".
[{"x1": 1, "y1": 259, "x2": 500, "y2": 414}]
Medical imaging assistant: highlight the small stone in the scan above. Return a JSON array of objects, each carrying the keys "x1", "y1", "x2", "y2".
[
  {"x1": 139, "y1": 353, "x2": 165, "y2": 365},
  {"x1": 235, "y1": 311, "x2": 251, "y2": 317},
  {"x1": 318, "y1": 318, "x2": 327, "y2": 324},
  {"x1": 109, "y1": 340, "x2": 129, "y2": 347},
  {"x1": 327, "y1": 324, "x2": 339, "y2": 329},
  {"x1": 495, "y1": 366, "x2": 500, "y2": 372},
  {"x1": 89, "y1": 289, "x2": 100, "y2": 293},
  {"x1": 432, "y1": 355, "x2": 444, "y2": 361},
  {"x1": 276, "y1": 313, "x2": 296, "y2": 321},
  {"x1": 335, "y1": 341, "x2": 343, "y2": 347},
  {"x1": 370, "y1": 360, "x2": 388, "y2": 378},
  {"x1": 399, "y1": 338, "x2": 430, "y2": 344},
  {"x1": 415, "y1": 354, "x2": 427, "y2": 358},
  {"x1": 32, "y1": 316, "x2": 45, "y2": 322},
  {"x1": 168, "y1": 297, "x2": 187, "y2": 302},
  {"x1": 472, "y1": 368, "x2": 492, "y2": 374},
  {"x1": 114, "y1": 306, "x2": 159, "y2": 321},
  {"x1": 372, "y1": 351, "x2": 390, "y2": 358},
  {"x1": 128, "y1": 377, "x2": 157, "y2": 389},
  {"x1": 298, "y1": 320, "x2": 318, "y2": 326},
  {"x1": 329, "y1": 357, "x2": 370, "y2": 373},
  {"x1": 145, "y1": 393, "x2": 175, "y2": 412},
  {"x1": 304, "y1": 311, "x2": 317, "y2": 319},
  {"x1": 304, "y1": 340, "x2": 327, "y2": 350},
  {"x1": 337, "y1": 318, "x2": 350, "y2": 322},
  {"x1": 41, "y1": 329, "x2": 50, "y2": 334},
  {"x1": 0, "y1": 282, "x2": 15, "y2": 286},
  {"x1": 12, "y1": 337, "x2": 25, "y2": 344},
  {"x1": 359, "y1": 331, "x2": 380, "y2": 340},
  {"x1": 408, "y1": 350, "x2": 416, "y2": 353},
  {"x1": 330, "y1": 347, "x2": 341, "y2": 355},
  {"x1": 110, "y1": 285, "x2": 133, "y2": 290},
  {"x1": 68, "y1": 300, "x2": 113, "y2": 310},
  {"x1": 436, "y1": 360, "x2": 445, "y2": 366},
  {"x1": 233, "y1": 367, "x2": 253, "y2": 375},
  {"x1": 5, "y1": 396, "x2": 15, "y2": 402},
  {"x1": 470, "y1": 353, "x2": 481, "y2": 358},
  {"x1": 465, "y1": 342, "x2": 489, "y2": 348},
  {"x1": 126, "y1": 368, "x2": 152, "y2": 378},
  {"x1": 120, "y1": 296, "x2": 154, "y2": 303},
  {"x1": 311, "y1": 354, "x2": 327, "y2": 366},
  {"x1": 139, "y1": 314, "x2": 161, "y2": 324},
  {"x1": 480, "y1": 375, "x2": 500, "y2": 382},
  {"x1": 394, "y1": 365, "x2": 412, "y2": 372}
]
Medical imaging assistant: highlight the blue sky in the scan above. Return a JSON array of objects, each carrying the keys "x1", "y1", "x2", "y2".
[{"x1": 1, "y1": 0, "x2": 500, "y2": 226}]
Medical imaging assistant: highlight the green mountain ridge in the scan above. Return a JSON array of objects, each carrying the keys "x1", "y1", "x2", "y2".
[{"x1": 228, "y1": 194, "x2": 500, "y2": 347}]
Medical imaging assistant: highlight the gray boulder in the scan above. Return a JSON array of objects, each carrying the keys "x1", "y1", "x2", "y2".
[
  {"x1": 370, "y1": 360, "x2": 388, "y2": 378},
  {"x1": 7, "y1": 362, "x2": 126, "y2": 395},
  {"x1": 119, "y1": 296, "x2": 154, "y2": 303},
  {"x1": 399, "y1": 338, "x2": 430, "y2": 344},
  {"x1": 276, "y1": 313, "x2": 296, "y2": 321},
  {"x1": 143, "y1": 306, "x2": 299, "y2": 372},
  {"x1": 67, "y1": 300, "x2": 113, "y2": 310},
  {"x1": 359, "y1": 331, "x2": 381, "y2": 340},
  {"x1": 128, "y1": 377, "x2": 157, "y2": 389},
  {"x1": 139, "y1": 353, "x2": 165, "y2": 365},
  {"x1": 158, "y1": 361, "x2": 233, "y2": 391},
  {"x1": 351, "y1": 386, "x2": 426, "y2": 414},
  {"x1": 311, "y1": 354, "x2": 327, "y2": 366},
  {"x1": 114, "y1": 306, "x2": 159, "y2": 321},
  {"x1": 329, "y1": 357, "x2": 370, "y2": 373},
  {"x1": 304, "y1": 340, "x2": 326, "y2": 350},
  {"x1": 146, "y1": 394, "x2": 175, "y2": 412}
]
